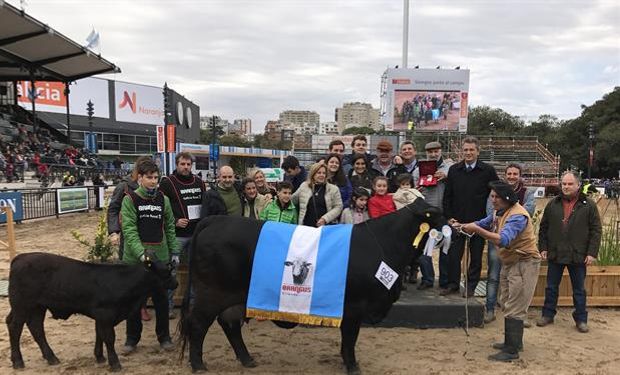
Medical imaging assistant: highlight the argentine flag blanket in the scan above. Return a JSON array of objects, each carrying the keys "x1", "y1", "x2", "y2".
[{"x1": 246, "y1": 221, "x2": 353, "y2": 327}]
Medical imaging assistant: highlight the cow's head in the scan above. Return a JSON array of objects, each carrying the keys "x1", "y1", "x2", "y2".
[
  {"x1": 284, "y1": 259, "x2": 312, "y2": 285},
  {"x1": 404, "y1": 199, "x2": 448, "y2": 253},
  {"x1": 144, "y1": 258, "x2": 179, "y2": 291}
]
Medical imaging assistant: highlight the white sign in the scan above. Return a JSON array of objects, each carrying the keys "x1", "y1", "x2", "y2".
[
  {"x1": 260, "y1": 168, "x2": 285, "y2": 182},
  {"x1": 375, "y1": 261, "x2": 398, "y2": 290},
  {"x1": 114, "y1": 81, "x2": 164, "y2": 125},
  {"x1": 17, "y1": 78, "x2": 110, "y2": 118}
]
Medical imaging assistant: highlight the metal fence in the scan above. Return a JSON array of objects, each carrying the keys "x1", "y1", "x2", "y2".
[{"x1": 3, "y1": 186, "x2": 103, "y2": 222}]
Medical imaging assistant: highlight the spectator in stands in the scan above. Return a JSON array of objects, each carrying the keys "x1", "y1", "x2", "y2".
[
  {"x1": 441, "y1": 136, "x2": 499, "y2": 297},
  {"x1": 113, "y1": 156, "x2": 124, "y2": 170},
  {"x1": 281, "y1": 155, "x2": 307, "y2": 193}
]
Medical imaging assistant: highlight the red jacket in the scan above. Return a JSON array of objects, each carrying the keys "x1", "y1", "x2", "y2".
[{"x1": 368, "y1": 193, "x2": 396, "y2": 218}]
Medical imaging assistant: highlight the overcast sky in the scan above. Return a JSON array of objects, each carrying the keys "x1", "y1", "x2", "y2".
[{"x1": 14, "y1": 0, "x2": 620, "y2": 131}]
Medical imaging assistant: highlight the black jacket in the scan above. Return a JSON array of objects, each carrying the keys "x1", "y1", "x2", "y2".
[
  {"x1": 107, "y1": 176, "x2": 139, "y2": 234},
  {"x1": 538, "y1": 193, "x2": 602, "y2": 264},
  {"x1": 442, "y1": 160, "x2": 499, "y2": 222},
  {"x1": 159, "y1": 171, "x2": 206, "y2": 237}
]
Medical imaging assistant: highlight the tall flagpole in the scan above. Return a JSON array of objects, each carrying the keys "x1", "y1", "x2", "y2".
[{"x1": 402, "y1": 0, "x2": 409, "y2": 68}]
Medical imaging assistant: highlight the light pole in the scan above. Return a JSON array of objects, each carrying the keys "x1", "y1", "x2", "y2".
[{"x1": 587, "y1": 123, "x2": 594, "y2": 179}]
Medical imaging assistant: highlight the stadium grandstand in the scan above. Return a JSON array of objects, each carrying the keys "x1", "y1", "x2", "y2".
[{"x1": 0, "y1": 1, "x2": 123, "y2": 187}]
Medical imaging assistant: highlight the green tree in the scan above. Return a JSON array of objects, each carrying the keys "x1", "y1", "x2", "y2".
[
  {"x1": 219, "y1": 134, "x2": 251, "y2": 147},
  {"x1": 342, "y1": 126, "x2": 375, "y2": 135},
  {"x1": 467, "y1": 106, "x2": 525, "y2": 135},
  {"x1": 199, "y1": 126, "x2": 225, "y2": 144}
]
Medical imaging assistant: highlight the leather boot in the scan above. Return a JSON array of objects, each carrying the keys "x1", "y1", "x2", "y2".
[{"x1": 489, "y1": 318, "x2": 522, "y2": 361}]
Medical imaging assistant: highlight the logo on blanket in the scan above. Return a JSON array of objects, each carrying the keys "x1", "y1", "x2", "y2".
[{"x1": 284, "y1": 258, "x2": 312, "y2": 285}]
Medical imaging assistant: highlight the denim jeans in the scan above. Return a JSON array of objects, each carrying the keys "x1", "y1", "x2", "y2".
[
  {"x1": 168, "y1": 236, "x2": 192, "y2": 310},
  {"x1": 418, "y1": 255, "x2": 434, "y2": 286},
  {"x1": 486, "y1": 242, "x2": 501, "y2": 312},
  {"x1": 542, "y1": 260, "x2": 588, "y2": 323}
]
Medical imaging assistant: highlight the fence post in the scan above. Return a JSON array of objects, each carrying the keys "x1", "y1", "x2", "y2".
[{"x1": 1, "y1": 206, "x2": 17, "y2": 261}]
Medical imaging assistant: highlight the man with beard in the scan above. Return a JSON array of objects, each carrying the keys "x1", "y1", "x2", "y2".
[
  {"x1": 536, "y1": 171, "x2": 601, "y2": 333},
  {"x1": 412, "y1": 141, "x2": 452, "y2": 290},
  {"x1": 159, "y1": 152, "x2": 206, "y2": 318}
]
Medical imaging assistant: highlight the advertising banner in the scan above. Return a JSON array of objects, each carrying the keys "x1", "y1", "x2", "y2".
[
  {"x1": 0, "y1": 192, "x2": 23, "y2": 223},
  {"x1": 156, "y1": 125, "x2": 165, "y2": 153},
  {"x1": 382, "y1": 68, "x2": 470, "y2": 133},
  {"x1": 17, "y1": 78, "x2": 110, "y2": 118},
  {"x1": 166, "y1": 125, "x2": 176, "y2": 152},
  {"x1": 57, "y1": 188, "x2": 89, "y2": 214},
  {"x1": 115, "y1": 81, "x2": 164, "y2": 125}
]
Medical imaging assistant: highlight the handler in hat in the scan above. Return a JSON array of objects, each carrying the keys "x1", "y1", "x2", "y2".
[{"x1": 458, "y1": 181, "x2": 541, "y2": 362}]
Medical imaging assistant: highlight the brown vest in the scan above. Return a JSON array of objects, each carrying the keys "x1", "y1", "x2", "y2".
[{"x1": 496, "y1": 203, "x2": 540, "y2": 265}]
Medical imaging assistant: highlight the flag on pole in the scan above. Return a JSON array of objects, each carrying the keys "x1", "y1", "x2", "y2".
[{"x1": 85, "y1": 28, "x2": 100, "y2": 50}]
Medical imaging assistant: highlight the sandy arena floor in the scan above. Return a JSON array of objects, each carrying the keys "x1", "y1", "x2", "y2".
[{"x1": 0, "y1": 211, "x2": 619, "y2": 374}]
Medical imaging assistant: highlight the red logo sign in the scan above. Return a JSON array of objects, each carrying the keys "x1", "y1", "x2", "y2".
[
  {"x1": 392, "y1": 79, "x2": 411, "y2": 84},
  {"x1": 119, "y1": 91, "x2": 136, "y2": 113}
]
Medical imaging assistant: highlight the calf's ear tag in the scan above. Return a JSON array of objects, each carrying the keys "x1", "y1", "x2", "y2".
[{"x1": 413, "y1": 222, "x2": 430, "y2": 248}]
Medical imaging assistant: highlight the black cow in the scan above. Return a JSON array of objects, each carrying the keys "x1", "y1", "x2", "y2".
[
  {"x1": 6, "y1": 252, "x2": 178, "y2": 371},
  {"x1": 179, "y1": 198, "x2": 444, "y2": 374}
]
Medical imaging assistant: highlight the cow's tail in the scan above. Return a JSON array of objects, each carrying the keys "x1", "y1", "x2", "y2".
[{"x1": 177, "y1": 217, "x2": 210, "y2": 361}]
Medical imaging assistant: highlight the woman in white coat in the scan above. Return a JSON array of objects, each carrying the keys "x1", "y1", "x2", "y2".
[{"x1": 293, "y1": 163, "x2": 343, "y2": 227}]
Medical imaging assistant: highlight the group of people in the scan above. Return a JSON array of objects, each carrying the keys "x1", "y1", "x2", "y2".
[
  {"x1": 398, "y1": 92, "x2": 458, "y2": 127},
  {"x1": 104, "y1": 134, "x2": 602, "y2": 363}
]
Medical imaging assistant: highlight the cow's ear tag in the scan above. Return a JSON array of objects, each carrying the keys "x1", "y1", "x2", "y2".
[{"x1": 413, "y1": 223, "x2": 430, "y2": 248}]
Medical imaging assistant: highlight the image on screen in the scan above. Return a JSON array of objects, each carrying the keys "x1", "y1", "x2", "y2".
[{"x1": 393, "y1": 90, "x2": 461, "y2": 132}]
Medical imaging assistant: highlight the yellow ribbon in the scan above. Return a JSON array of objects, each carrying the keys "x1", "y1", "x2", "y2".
[{"x1": 413, "y1": 222, "x2": 430, "y2": 248}]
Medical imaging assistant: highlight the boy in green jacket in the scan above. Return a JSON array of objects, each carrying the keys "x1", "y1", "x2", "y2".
[
  {"x1": 120, "y1": 158, "x2": 178, "y2": 353},
  {"x1": 259, "y1": 181, "x2": 298, "y2": 224}
]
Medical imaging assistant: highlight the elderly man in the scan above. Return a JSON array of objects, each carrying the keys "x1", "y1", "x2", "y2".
[
  {"x1": 370, "y1": 140, "x2": 410, "y2": 193},
  {"x1": 441, "y1": 136, "x2": 499, "y2": 296},
  {"x1": 460, "y1": 181, "x2": 541, "y2": 362},
  {"x1": 200, "y1": 165, "x2": 242, "y2": 218},
  {"x1": 413, "y1": 141, "x2": 452, "y2": 290},
  {"x1": 537, "y1": 171, "x2": 601, "y2": 333}
]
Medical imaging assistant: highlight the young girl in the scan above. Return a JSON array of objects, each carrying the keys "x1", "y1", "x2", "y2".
[
  {"x1": 340, "y1": 187, "x2": 371, "y2": 224},
  {"x1": 392, "y1": 173, "x2": 424, "y2": 209},
  {"x1": 368, "y1": 176, "x2": 396, "y2": 218}
]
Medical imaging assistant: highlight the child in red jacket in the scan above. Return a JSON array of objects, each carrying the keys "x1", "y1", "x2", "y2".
[{"x1": 368, "y1": 176, "x2": 396, "y2": 218}]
